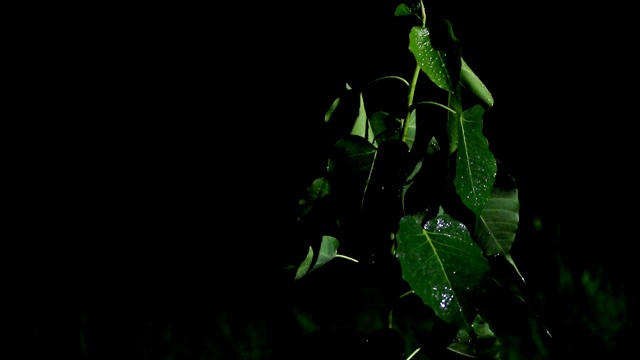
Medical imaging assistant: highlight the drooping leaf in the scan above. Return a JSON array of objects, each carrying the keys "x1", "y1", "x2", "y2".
[
  {"x1": 295, "y1": 246, "x2": 314, "y2": 280},
  {"x1": 454, "y1": 105, "x2": 496, "y2": 215},
  {"x1": 475, "y1": 174, "x2": 524, "y2": 282},
  {"x1": 460, "y1": 58, "x2": 494, "y2": 108},
  {"x1": 409, "y1": 26, "x2": 452, "y2": 92},
  {"x1": 396, "y1": 214, "x2": 490, "y2": 329},
  {"x1": 295, "y1": 236, "x2": 341, "y2": 280}
]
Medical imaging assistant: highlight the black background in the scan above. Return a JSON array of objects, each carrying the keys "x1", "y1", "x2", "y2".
[{"x1": 16, "y1": 1, "x2": 637, "y2": 358}]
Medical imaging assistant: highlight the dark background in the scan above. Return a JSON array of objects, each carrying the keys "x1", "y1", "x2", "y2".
[{"x1": 17, "y1": 1, "x2": 637, "y2": 358}]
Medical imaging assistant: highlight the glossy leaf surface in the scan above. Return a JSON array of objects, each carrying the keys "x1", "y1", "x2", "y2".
[
  {"x1": 454, "y1": 105, "x2": 496, "y2": 215},
  {"x1": 409, "y1": 26, "x2": 452, "y2": 92},
  {"x1": 396, "y1": 215, "x2": 490, "y2": 328}
]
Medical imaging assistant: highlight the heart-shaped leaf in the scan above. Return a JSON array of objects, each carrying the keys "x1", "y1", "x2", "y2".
[
  {"x1": 396, "y1": 214, "x2": 490, "y2": 329},
  {"x1": 454, "y1": 105, "x2": 496, "y2": 215}
]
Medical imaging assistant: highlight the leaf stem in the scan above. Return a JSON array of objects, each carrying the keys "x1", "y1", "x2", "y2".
[
  {"x1": 334, "y1": 254, "x2": 359, "y2": 263},
  {"x1": 406, "y1": 346, "x2": 423, "y2": 360}
]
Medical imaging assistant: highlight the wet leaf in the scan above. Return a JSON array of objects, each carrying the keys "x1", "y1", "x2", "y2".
[
  {"x1": 409, "y1": 26, "x2": 452, "y2": 92},
  {"x1": 396, "y1": 214, "x2": 490, "y2": 329},
  {"x1": 454, "y1": 105, "x2": 496, "y2": 215}
]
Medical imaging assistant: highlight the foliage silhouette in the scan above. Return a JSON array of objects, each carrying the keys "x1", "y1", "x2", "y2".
[{"x1": 279, "y1": 1, "x2": 552, "y2": 359}]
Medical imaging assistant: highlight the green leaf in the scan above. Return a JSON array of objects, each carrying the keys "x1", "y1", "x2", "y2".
[
  {"x1": 298, "y1": 177, "x2": 331, "y2": 220},
  {"x1": 460, "y1": 58, "x2": 494, "y2": 107},
  {"x1": 331, "y1": 136, "x2": 377, "y2": 180},
  {"x1": 295, "y1": 246, "x2": 314, "y2": 280},
  {"x1": 314, "y1": 235, "x2": 340, "y2": 270},
  {"x1": 301, "y1": 177, "x2": 330, "y2": 204},
  {"x1": 324, "y1": 84, "x2": 368, "y2": 146},
  {"x1": 369, "y1": 111, "x2": 401, "y2": 145},
  {"x1": 409, "y1": 26, "x2": 452, "y2": 92},
  {"x1": 475, "y1": 175, "x2": 524, "y2": 282},
  {"x1": 324, "y1": 83, "x2": 350, "y2": 123},
  {"x1": 454, "y1": 105, "x2": 496, "y2": 215},
  {"x1": 394, "y1": 3, "x2": 415, "y2": 17},
  {"x1": 351, "y1": 90, "x2": 374, "y2": 142},
  {"x1": 447, "y1": 86, "x2": 463, "y2": 154},
  {"x1": 294, "y1": 236, "x2": 341, "y2": 280},
  {"x1": 396, "y1": 214, "x2": 490, "y2": 329},
  {"x1": 449, "y1": 315, "x2": 500, "y2": 359},
  {"x1": 405, "y1": 109, "x2": 417, "y2": 150}
]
